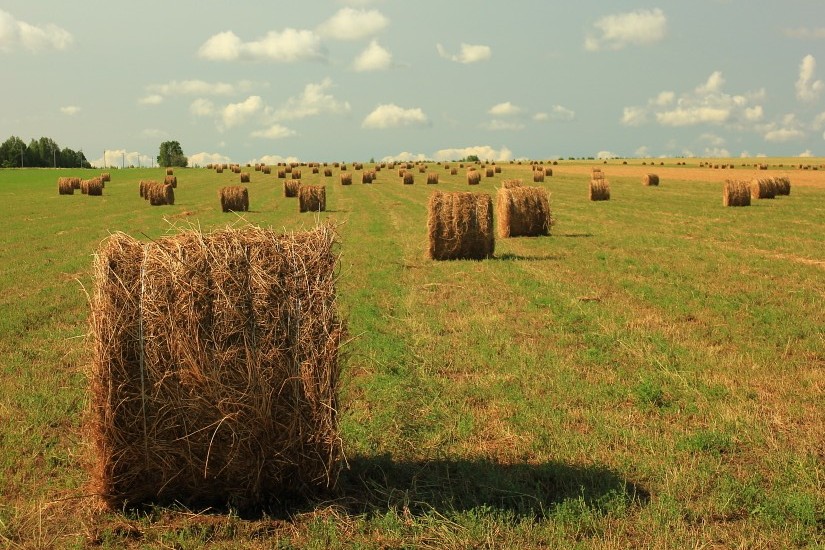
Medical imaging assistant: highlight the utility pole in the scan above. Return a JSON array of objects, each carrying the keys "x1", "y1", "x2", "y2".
[{"x1": 122, "y1": 151, "x2": 125, "y2": 169}]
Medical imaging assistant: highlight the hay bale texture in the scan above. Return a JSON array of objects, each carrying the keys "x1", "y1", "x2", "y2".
[
  {"x1": 427, "y1": 191, "x2": 494, "y2": 261},
  {"x1": 773, "y1": 176, "x2": 791, "y2": 196},
  {"x1": 340, "y1": 173, "x2": 352, "y2": 186},
  {"x1": 723, "y1": 180, "x2": 751, "y2": 207},
  {"x1": 220, "y1": 186, "x2": 249, "y2": 212},
  {"x1": 502, "y1": 179, "x2": 523, "y2": 189},
  {"x1": 87, "y1": 224, "x2": 343, "y2": 509},
  {"x1": 751, "y1": 178, "x2": 776, "y2": 199},
  {"x1": 58, "y1": 177, "x2": 74, "y2": 195},
  {"x1": 643, "y1": 174, "x2": 659, "y2": 186},
  {"x1": 164, "y1": 175, "x2": 177, "y2": 188},
  {"x1": 284, "y1": 179, "x2": 301, "y2": 197},
  {"x1": 497, "y1": 186, "x2": 551, "y2": 238},
  {"x1": 467, "y1": 171, "x2": 481, "y2": 185},
  {"x1": 240, "y1": 173, "x2": 250, "y2": 184},
  {"x1": 589, "y1": 179, "x2": 610, "y2": 201},
  {"x1": 299, "y1": 185, "x2": 326, "y2": 212},
  {"x1": 427, "y1": 172, "x2": 439, "y2": 185}
]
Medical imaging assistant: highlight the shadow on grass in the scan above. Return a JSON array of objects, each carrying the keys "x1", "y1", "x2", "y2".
[
  {"x1": 557, "y1": 233, "x2": 594, "y2": 238},
  {"x1": 495, "y1": 252, "x2": 563, "y2": 261}
]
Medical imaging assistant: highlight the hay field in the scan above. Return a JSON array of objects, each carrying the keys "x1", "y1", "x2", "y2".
[{"x1": 0, "y1": 160, "x2": 822, "y2": 548}]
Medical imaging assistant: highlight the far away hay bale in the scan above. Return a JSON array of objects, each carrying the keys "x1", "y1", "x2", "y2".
[
  {"x1": 220, "y1": 186, "x2": 249, "y2": 212},
  {"x1": 361, "y1": 171, "x2": 373, "y2": 184},
  {"x1": 299, "y1": 185, "x2": 326, "y2": 212},
  {"x1": 101, "y1": 173, "x2": 111, "y2": 183},
  {"x1": 450, "y1": 167, "x2": 458, "y2": 175},
  {"x1": 292, "y1": 170, "x2": 302, "y2": 180},
  {"x1": 467, "y1": 171, "x2": 481, "y2": 185},
  {"x1": 533, "y1": 171, "x2": 545, "y2": 183},
  {"x1": 240, "y1": 172, "x2": 250, "y2": 183},
  {"x1": 502, "y1": 179, "x2": 523, "y2": 189},
  {"x1": 723, "y1": 180, "x2": 751, "y2": 207},
  {"x1": 751, "y1": 178, "x2": 776, "y2": 199},
  {"x1": 164, "y1": 175, "x2": 177, "y2": 188},
  {"x1": 87, "y1": 224, "x2": 342, "y2": 510},
  {"x1": 278, "y1": 169, "x2": 286, "y2": 179},
  {"x1": 403, "y1": 172, "x2": 414, "y2": 185},
  {"x1": 86, "y1": 178, "x2": 104, "y2": 196},
  {"x1": 427, "y1": 191, "x2": 494, "y2": 260},
  {"x1": 58, "y1": 177, "x2": 74, "y2": 195},
  {"x1": 589, "y1": 179, "x2": 610, "y2": 201},
  {"x1": 284, "y1": 179, "x2": 301, "y2": 197},
  {"x1": 340, "y1": 173, "x2": 352, "y2": 186},
  {"x1": 261, "y1": 166, "x2": 271, "y2": 175},
  {"x1": 496, "y1": 186, "x2": 552, "y2": 238},
  {"x1": 485, "y1": 168, "x2": 495, "y2": 178},
  {"x1": 495, "y1": 166, "x2": 502, "y2": 174},
  {"x1": 166, "y1": 168, "x2": 173, "y2": 176},
  {"x1": 427, "y1": 172, "x2": 439, "y2": 185},
  {"x1": 643, "y1": 174, "x2": 659, "y2": 186},
  {"x1": 773, "y1": 176, "x2": 791, "y2": 196},
  {"x1": 324, "y1": 168, "x2": 332, "y2": 177}
]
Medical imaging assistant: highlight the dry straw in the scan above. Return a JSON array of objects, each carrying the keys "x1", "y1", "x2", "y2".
[
  {"x1": 427, "y1": 172, "x2": 439, "y2": 185},
  {"x1": 467, "y1": 171, "x2": 481, "y2": 185},
  {"x1": 324, "y1": 168, "x2": 333, "y2": 177},
  {"x1": 450, "y1": 168, "x2": 458, "y2": 176},
  {"x1": 361, "y1": 171, "x2": 374, "y2": 184},
  {"x1": 220, "y1": 186, "x2": 249, "y2": 212},
  {"x1": 84, "y1": 178, "x2": 104, "y2": 196},
  {"x1": 148, "y1": 183, "x2": 175, "y2": 206},
  {"x1": 340, "y1": 173, "x2": 353, "y2": 186},
  {"x1": 166, "y1": 168, "x2": 173, "y2": 176},
  {"x1": 101, "y1": 173, "x2": 111, "y2": 183},
  {"x1": 216, "y1": 166, "x2": 224, "y2": 174},
  {"x1": 589, "y1": 179, "x2": 610, "y2": 201},
  {"x1": 643, "y1": 174, "x2": 659, "y2": 186},
  {"x1": 240, "y1": 173, "x2": 250, "y2": 184},
  {"x1": 427, "y1": 191, "x2": 494, "y2": 260},
  {"x1": 292, "y1": 170, "x2": 302, "y2": 180},
  {"x1": 773, "y1": 176, "x2": 791, "y2": 196},
  {"x1": 494, "y1": 166, "x2": 502, "y2": 174},
  {"x1": 164, "y1": 175, "x2": 177, "y2": 188},
  {"x1": 533, "y1": 171, "x2": 545, "y2": 183},
  {"x1": 723, "y1": 180, "x2": 751, "y2": 206},
  {"x1": 485, "y1": 168, "x2": 495, "y2": 178},
  {"x1": 751, "y1": 178, "x2": 776, "y2": 199},
  {"x1": 278, "y1": 169, "x2": 286, "y2": 179},
  {"x1": 543, "y1": 167, "x2": 553, "y2": 177},
  {"x1": 403, "y1": 172, "x2": 415, "y2": 185},
  {"x1": 497, "y1": 186, "x2": 552, "y2": 238},
  {"x1": 87, "y1": 224, "x2": 343, "y2": 510},
  {"x1": 284, "y1": 179, "x2": 301, "y2": 197},
  {"x1": 299, "y1": 185, "x2": 326, "y2": 212},
  {"x1": 58, "y1": 177, "x2": 74, "y2": 195},
  {"x1": 502, "y1": 179, "x2": 523, "y2": 189}
]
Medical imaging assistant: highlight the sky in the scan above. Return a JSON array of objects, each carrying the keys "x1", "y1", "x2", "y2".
[{"x1": 2, "y1": 0, "x2": 825, "y2": 167}]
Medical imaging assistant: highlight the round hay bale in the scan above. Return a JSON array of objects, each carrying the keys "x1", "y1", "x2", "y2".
[
  {"x1": 298, "y1": 185, "x2": 326, "y2": 212},
  {"x1": 427, "y1": 191, "x2": 494, "y2": 261},
  {"x1": 494, "y1": 166, "x2": 502, "y2": 174},
  {"x1": 403, "y1": 172, "x2": 414, "y2": 185},
  {"x1": 589, "y1": 179, "x2": 610, "y2": 201},
  {"x1": 723, "y1": 180, "x2": 751, "y2": 207},
  {"x1": 220, "y1": 186, "x2": 249, "y2": 212},
  {"x1": 361, "y1": 171, "x2": 373, "y2": 184},
  {"x1": 150, "y1": 183, "x2": 174, "y2": 206},
  {"x1": 533, "y1": 171, "x2": 545, "y2": 183},
  {"x1": 340, "y1": 173, "x2": 353, "y2": 186},
  {"x1": 164, "y1": 175, "x2": 177, "y2": 188},
  {"x1": 773, "y1": 176, "x2": 791, "y2": 196},
  {"x1": 216, "y1": 166, "x2": 224, "y2": 174},
  {"x1": 496, "y1": 186, "x2": 552, "y2": 238},
  {"x1": 261, "y1": 166, "x2": 271, "y2": 175},
  {"x1": 58, "y1": 177, "x2": 74, "y2": 195},
  {"x1": 544, "y1": 168, "x2": 553, "y2": 177},
  {"x1": 166, "y1": 168, "x2": 173, "y2": 176},
  {"x1": 467, "y1": 171, "x2": 481, "y2": 185},
  {"x1": 502, "y1": 179, "x2": 522, "y2": 189},
  {"x1": 312, "y1": 167, "x2": 319, "y2": 174},
  {"x1": 642, "y1": 174, "x2": 659, "y2": 186},
  {"x1": 284, "y1": 179, "x2": 301, "y2": 197},
  {"x1": 101, "y1": 173, "x2": 111, "y2": 183},
  {"x1": 427, "y1": 172, "x2": 439, "y2": 185},
  {"x1": 751, "y1": 178, "x2": 776, "y2": 199},
  {"x1": 240, "y1": 173, "x2": 250, "y2": 183},
  {"x1": 86, "y1": 178, "x2": 104, "y2": 196},
  {"x1": 324, "y1": 168, "x2": 333, "y2": 177},
  {"x1": 450, "y1": 168, "x2": 457, "y2": 176},
  {"x1": 486, "y1": 168, "x2": 495, "y2": 178}
]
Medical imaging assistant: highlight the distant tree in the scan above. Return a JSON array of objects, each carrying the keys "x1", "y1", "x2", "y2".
[
  {"x1": 462, "y1": 154, "x2": 480, "y2": 162},
  {"x1": 157, "y1": 141, "x2": 188, "y2": 167}
]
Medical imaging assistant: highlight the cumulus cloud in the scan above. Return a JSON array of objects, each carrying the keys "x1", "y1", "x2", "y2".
[
  {"x1": 549, "y1": 104, "x2": 575, "y2": 121},
  {"x1": 488, "y1": 102, "x2": 522, "y2": 116},
  {"x1": 784, "y1": 27, "x2": 825, "y2": 40},
  {"x1": 138, "y1": 94, "x2": 164, "y2": 106},
  {"x1": 362, "y1": 104, "x2": 428, "y2": 128},
  {"x1": 483, "y1": 120, "x2": 524, "y2": 131},
  {"x1": 198, "y1": 28, "x2": 325, "y2": 62},
  {"x1": 796, "y1": 54, "x2": 824, "y2": 102},
  {"x1": 190, "y1": 98, "x2": 215, "y2": 117},
  {"x1": 436, "y1": 43, "x2": 491, "y2": 64},
  {"x1": 657, "y1": 107, "x2": 729, "y2": 126},
  {"x1": 704, "y1": 148, "x2": 730, "y2": 158},
  {"x1": 380, "y1": 151, "x2": 430, "y2": 163},
  {"x1": 813, "y1": 112, "x2": 825, "y2": 129},
  {"x1": 596, "y1": 151, "x2": 617, "y2": 159},
  {"x1": 699, "y1": 133, "x2": 726, "y2": 147},
  {"x1": 146, "y1": 79, "x2": 252, "y2": 97},
  {"x1": 0, "y1": 9, "x2": 73, "y2": 53},
  {"x1": 255, "y1": 154, "x2": 300, "y2": 165},
  {"x1": 798, "y1": 149, "x2": 814, "y2": 157},
  {"x1": 250, "y1": 124, "x2": 296, "y2": 139},
  {"x1": 433, "y1": 145, "x2": 513, "y2": 162},
  {"x1": 222, "y1": 96, "x2": 264, "y2": 128},
  {"x1": 584, "y1": 8, "x2": 666, "y2": 51},
  {"x1": 271, "y1": 78, "x2": 351, "y2": 120},
  {"x1": 764, "y1": 128, "x2": 805, "y2": 142},
  {"x1": 744, "y1": 105, "x2": 764, "y2": 121},
  {"x1": 696, "y1": 71, "x2": 724, "y2": 94},
  {"x1": 621, "y1": 106, "x2": 647, "y2": 126},
  {"x1": 317, "y1": 8, "x2": 388, "y2": 40},
  {"x1": 533, "y1": 112, "x2": 548, "y2": 121},
  {"x1": 189, "y1": 152, "x2": 233, "y2": 167},
  {"x1": 353, "y1": 39, "x2": 391, "y2": 71},
  {"x1": 60, "y1": 105, "x2": 80, "y2": 116},
  {"x1": 90, "y1": 149, "x2": 154, "y2": 169}
]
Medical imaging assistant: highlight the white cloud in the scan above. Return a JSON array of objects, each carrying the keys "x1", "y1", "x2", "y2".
[
  {"x1": 0, "y1": 9, "x2": 73, "y2": 53},
  {"x1": 657, "y1": 108, "x2": 730, "y2": 126},
  {"x1": 189, "y1": 152, "x2": 232, "y2": 167},
  {"x1": 784, "y1": 27, "x2": 825, "y2": 40},
  {"x1": 91, "y1": 149, "x2": 154, "y2": 169},
  {"x1": 596, "y1": 151, "x2": 617, "y2": 159},
  {"x1": 146, "y1": 79, "x2": 252, "y2": 97},
  {"x1": 433, "y1": 145, "x2": 512, "y2": 162},
  {"x1": 222, "y1": 96, "x2": 263, "y2": 128},
  {"x1": 483, "y1": 120, "x2": 525, "y2": 131},
  {"x1": 585, "y1": 8, "x2": 666, "y2": 51},
  {"x1": 380, "y1": 151, "x2": 429, "y2": 163},
  {"x1": 362, "y1": 104, "x2": 428, "y2": 128},
  {"x1": 60, "y1": 105, "x2": 80, "y2": 116},
  {"x1": 353, "y1": 39, "x2": 391, "y2": 71},
  {"x1": 740, "y1": 151, "x2": 750, "y2": 158},
  {"x1": 198, "y1": 28, "x2": 325, "y2": 62},
  {"x1": 621, "y1": 106, "x2": 647, "y2": 126},
  {"x1": 813, "y1": 112, "x2": 825, "y2": 129},
  {"x1": 251, "y1": 124, "x2": 296, "y2": 139},
  {"x1": 744, "y1": 105, "x2": 764, "y2": 121},
  {"x1": 696, "y1": 71, "x2": 724, "y2": 94},
  {"x1": 138, "y1": 94, "x2": 164, "y2": 106},
  {"x1": 436, "y1": 43, "x2": 491, "y2": 64},
  {"x1": 317, "y1": 8, "x2": 388, "y2": 41},
  {"x1": 271, "y1": 78, "x2": 351, "y2": 120},
  {"x1": 699, "y1": 133, "x2": 726, "y2": 147},
  {"x1": 653, "y1": 91, "x2": 675, "y2": 106},
  {"x1": 550, "y1": 104, "x2": 576, "y2": 121},
  {"x1": 764, "y1": 128, "x2": 805, "y2": 142},
  {"x1": 796, "y1": 54, "x2": 824, "y2": 102},
  {"x1": 798, "y1": 149, "x2": 814, "y2": 157},
  {"x1": 489, "y1": 102, "x2": 522, "y2": 116},
  {"x1": 635, "y1": 146, "x2": 650, "y2": 157},
  {"x1": 704, "y1": 148, "x2": 730, "y2": 158},
  {"x1": 255, "y1": 154, "x2": 300, "y2": 165},
  {"x1": 533, "y1": 112, "x2": 548, "y2": 121},
  {"x1": 190, "y1": 98, "x2": 215, "y2": 117}
]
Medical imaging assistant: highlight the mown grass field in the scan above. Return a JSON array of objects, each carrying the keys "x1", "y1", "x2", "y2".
[{"x1": 0, "y1": 160, "x2": 822, "y2": 548}]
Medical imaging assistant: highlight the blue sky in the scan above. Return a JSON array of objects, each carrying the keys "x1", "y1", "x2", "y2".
[{"x1": 2, "y1": 0, "x2": 824, "y2": 167}]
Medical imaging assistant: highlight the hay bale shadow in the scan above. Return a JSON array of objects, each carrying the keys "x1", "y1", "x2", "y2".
[{"x1": 495, "y1": 253, "x2": 562, "y2": 261}]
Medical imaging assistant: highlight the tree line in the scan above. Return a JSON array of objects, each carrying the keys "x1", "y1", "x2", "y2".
[{"x1": 0, "y1": 135, "x2": 90, "y2": 169}]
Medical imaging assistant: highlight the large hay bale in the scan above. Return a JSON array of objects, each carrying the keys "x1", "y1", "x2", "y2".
[
  {"x1": 86, "y1": 178, "x2": 104, "y2": 196},
  {"x1": 240, "y1": 173, "x2": 250, "y2": 183},
  {"x1": 361, "y1": 171, "x2": 374, "y2": 184},
  {"x1": 299, "y1": 185, "x2": 326, "y2": 212},
  {"x1": 723, "y1": 180, "x2": 751, "y2": 207},
  {"x1": 502, "y1": 179, "x2": 523, "y2": 189},
  {"x1": 166, "y1": 168, "x2": 173, "y2": 176},
  {"x1": 544, "y1": 167, "x2": 553, "y2": 177},
  {"x1": 643, "y1": 174, "x2": 659, "y2": 186},
  {"x1": 164, "y1": 175, "x2": 177, "y2": 188},
  {"x1": 467, "y1": 171, "x2": 481, "y2": 185},
  {"x1": 533, "y1": 171, "x2": 545, "y2": 183},
  {"x1": 149, "y1": 183, "x2": 175, "y2": 206},
  {"x1": 284, "y1": 179, "x2": 301, "y2": 197},
  {"x1": 427, "y1": 172, "x2": 439, "y2": 185},
  {"x1": 292, "y1": 170, "x2": 302, "y2": 180},
  {"x1": 340, "y1": 173, "x2": 352, "y2": 186},
  {"x1": 485, "y1": 168, "x2": 495, "y2": 178},
  {"x1": 87, "y1": 224, "x2": 342, "y2": 510},
  {"x1": 773, "y1": 176, "x2": 791, "y2": 196},
  {"x1": 496, "y1": 186, "x2": 551, "y2": 238},
  {"x1": 58, "y1": 177, "x2": 74, "y2": 195},
  {"x1": 751, "y1": 178, "x2": 776, "y2": 199},
  {"x1": 101, "y1": 173, "x2": 111, "y2": 183},
  {"x1": 589, "y1": 179, "x2": 610, "y2": 201},
  {"x1": 403, "y1": 172, "x2": 414, "y2": 185},
  {"x1": 220, "y1": 186, "x2": 249, "y2": 212},
  {"x1": 69, "y1": 177, "x2": 81, "y2": 190},
  {"x1": 427, "y1": 191, "x2": 494, "y2": 261}
]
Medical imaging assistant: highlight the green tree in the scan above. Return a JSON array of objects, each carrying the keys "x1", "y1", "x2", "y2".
[
  {"x1": 157, "y1": 141, "x2": 188, "y2": 168},
  {"x1": 462, "y1": 154, "x2": 480, "y2": 162},
  {"x1": 0, "y1": 136, "x2": 26, "y2": 168}
]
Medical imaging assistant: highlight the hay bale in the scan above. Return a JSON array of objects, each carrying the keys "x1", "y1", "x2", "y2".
[
  {"x1": 354, "y1": 163, "x2": 363, "y2": 171},
  {"x1": 166, "y1": 168, "x2": 173, "y2": 176},
  {"x1": 164, "y1": 175, "x2": 177, "y2": 188},
  {"x1": 240, "y1": 173, "x2": 250, "y2": 184},
  {"x1": 398, "y1": 169, "x2": 406, "y2": 178},
  {"x1": 292, "y1": 170, "x2": 302, "y2": 180},
  {"x1": 723, "y1": 180, "x2": 751, "y2": 206},
  {"x1": 427, "y1": 191, "x2": 494, "y2": 261},
  {"x1": 149, "y1": 183, "x2": 175, "y2": 206},
  {"x1": 58, "y1": 177, "x2": 74, "y2": 195},
  {"x1": 496, "y1": 186, "x2": 551, "y2": 238},
  {"x1": 284, "y1": 179, "x2": 301, "y2": 197},
  {"x1": 261, "y1": 166, "x2": 271, "y2": 175},
  {"x1": 361, "y1": 171, "x2": 373, "y2": 184},
  {"x1": 220, "y1": 186, "x2": 249, "y2": 212},
  {"x1": 403, "y1": 172, "x2": 414, "y2": 185},
  {"x1": 467, "y1": 171, "x2": 481, "y2": 185},
  {"x1": 544, "y1": 168, "x2": 553, "y2": 177},
  {"x1": 216, "y1": 166, "x2": 224, "y2": 174},
  {"x1": 299, "y1": 185, "x2": 326, "y2": 212},
  {"x1": 101, "y1": 173, "x2": 111, "y2": 183},
  {"x1": 502, "y1": 179, "x2": 523, "y2": 189},
  {"x1": 751, "y1": 178, "x2": 776, "y2": 199},
  {"x1": 87, "y1": 224, "x2": 342, "y2": 510},
  {"x1": 255, "y1": 164, "x2": 262, "y2": 172},
  {"x1": 533, "y1": 171, "x2": 545, "y2": 183},
  {"x1": 450, "y1": 168, "x2": 458, "y2": 176},
  {"x1": 643, "y1": 174, "x2": 659, "y2": 186},
  {"x1": 485, "y1": 168, "x2": 495, "y2": 178},
  {"x1": 340, "y1": 173, "x2": 352, "y2": 186},
  {"x1": 494, "y1": 166, "x2": 502, "y2": 174},
  {"x1": 427, "y1": 172, "x2": 439, "y2": 185},
  {"x1": 69, "y1": 177, "x2": 81, "y2": 190},
  {"x1": 773, "y1": 176, "x2": 791, "y2": 196},
  {"x1": 312, "y1": 167, "x2": 319, "y2": 174},
  {"x1": 324, "y1": 168, "x2": 333, "y2": 177},
  {"x1": 85, "y1": 178, "x2": 104, "y2": 196},
  {"x1": 419, "y1": 165, "x2": 426, "y2": 173},
  {"x1": 277, "y1": 169, "x2": 286, "y2": 179},
  {"x1": 589, "y1": 179, "x2": 610, "y2": 201}
]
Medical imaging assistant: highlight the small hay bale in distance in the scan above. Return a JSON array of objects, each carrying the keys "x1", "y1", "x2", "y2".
[
  {"x1": 427, "y1": 191, "x2": 494, "y2": 261},
  {"x1": 87, "y1": 224, "x2": 343, "y2": 509},
  {"x1": 164, "y1": 175, "x2": 177, "y2": 188},
  {"x1": 496, "y1": 186, "x2": 552, "y2": 238},
  {"x1": 261, "y1": 166, "x2": 271, "y2": 175},
  {"x1": 278, "y1": 169, "x2": 286, "y2": 179},
  {"x1": 166, "y1": 168, "x2": 173, "y2": 176},
  {"x1": 467, "y1": 170, "x2": 481, "y2": 185},
  {"x1": 642, "y1": 174, "x2": 659, "y2": 186},
  {"x1": 220, "y1": 186, "x2": 249, "y2": 212},
  {"x1": 403, "y1": 172, "x2": 414, "y2": 185},
  {"x1": 299, "y1": 185, "x2": 326, "y2": 212},
  {"x1": 312, "y1": 167, "x2": 319, "y2": 174},
  {"x1": 427, "y1": 172, "x2": 439, "y2": 185},
  {"x1": 723, "y1": 180, "x2": 751, "y2": 206},
  {"x1": 215, "y1": 166, "x2": 224, "y2": 174},
  {"x1": 240, "y1": 172, "x2": 250, "y2": 184},
  {"x1": 543, "y1": 167, "x2": 553, "y2": 177},
  {"x1": 284, "y1": 179, "x2": 301, "y2": 197},
  {"x1": 589, "y1": 179, "x2": 610, "y2": 201},
  {"x1": 494, "y1": 166, "x2": 502, "y2": 174},
  {"x1": 324, "y1": 168, "x2": 333, "y2": 177},
  {"x1": 533, "y1": 171, "x2": 545, "y2": 183},
  {"x1": 361, "y1": 171, "x2": 374, "y2": 184},
  {"x1": 292, "y1": 170, "x2": 302, "y2": 180},
  {"x1": 419, "y1": 165, "x2": 426, "y2": 173},
  {"x1": 502, "y1": 179, "x2": 523, "y2": 189},
  {"x1": 58, "y1": 177, "x2": 74, "y2": 195},
  {"x1": 450, "y1": 168, "x2": 458, "y2": 176},
  {"x1": 750, "y1": 178, "x2": 776, "y2": 199},
  {"x1": 485, "y1": 168, "x2": 495, "y2": 178},
  {"x1": 340, "y1": 173, "x2": 352, "y2": 186},
  {"x1": 100, "y1": 173, "x2": 111, "y2": 183}
]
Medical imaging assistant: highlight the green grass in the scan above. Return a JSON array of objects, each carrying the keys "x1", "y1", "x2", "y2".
[{"x1": 0, "y1": 162, "x2": 823, "y2": 548}]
